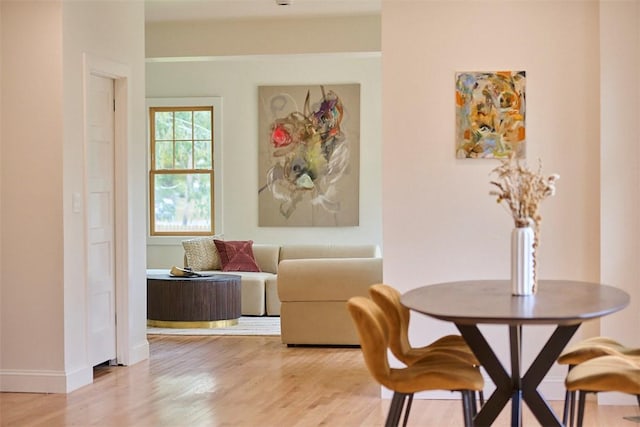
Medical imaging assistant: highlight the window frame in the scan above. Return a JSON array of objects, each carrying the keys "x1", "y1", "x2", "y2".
[{"x1": 146, "y1": 97, "x2": 223, "y2": 243}]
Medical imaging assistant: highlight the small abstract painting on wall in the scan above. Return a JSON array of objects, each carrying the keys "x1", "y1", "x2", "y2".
[
  {"x1": 258, "y1": 84, "x2": 360, "y2": 226},
  {"x1": 455, "y1": 71, "x2": 526, "y2": 159}
]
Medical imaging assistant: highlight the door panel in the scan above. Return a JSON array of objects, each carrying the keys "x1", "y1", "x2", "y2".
[{"x1": 87, "y1": 74, "x2": 116, "y2": 366}]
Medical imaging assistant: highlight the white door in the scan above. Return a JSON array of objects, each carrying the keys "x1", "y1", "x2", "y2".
[{"x1": 87, "y1": 74, "x2": 117, "y2": 366}]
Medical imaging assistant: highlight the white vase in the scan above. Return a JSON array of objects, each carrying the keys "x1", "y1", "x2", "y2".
[{"x1": 511, "y1": 226, "x2": 535, "y2": 296}]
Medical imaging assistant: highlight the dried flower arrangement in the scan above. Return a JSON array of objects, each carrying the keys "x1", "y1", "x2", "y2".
[
  {"x1": 489, "y1": 156, "x2": 559, "y2": 293},
  {"x1": 489, "y1": 155, "x2": 559, "y2": 231}
]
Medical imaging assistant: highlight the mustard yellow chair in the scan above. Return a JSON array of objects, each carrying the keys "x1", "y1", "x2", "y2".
[
  {"x1": 347, "y1": 296, "x2": 484, "y2": 427},
  {"x1": 368, "y1": 283, "x2": 479, "y2": 366},
  {"x1": 368, "y1": 283, "x2": 484, "y2": 410},
  {"x1": 564, "y1": 354, "x2": 640, "y2": 427},
  {"x1": 558, "y1": 336, "x2": 640, "y2": 425}
]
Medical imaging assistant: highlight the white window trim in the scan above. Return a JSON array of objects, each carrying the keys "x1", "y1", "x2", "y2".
[{"x1": 146, "y1": 97, "x2": 223, "y2": 245}]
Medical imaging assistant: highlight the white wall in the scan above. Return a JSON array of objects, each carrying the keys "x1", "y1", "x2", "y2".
[
  {"x1": 146, "y1": 54, "x2": 382, "y2": 268},
  {"x1": 62, "y1": 0, "x2": 148, "y2": 385},
  {"x1": 382, "y1": 0, "x2": 638, "y2": 401},
  {"x1": 0, "y1": 0, "x2": 147, "y2": 393}
]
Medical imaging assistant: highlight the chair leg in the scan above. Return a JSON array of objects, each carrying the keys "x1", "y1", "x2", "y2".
[
  {"x1": 636, "y1": 394, "x2": 640, "y2": 409},
  {"x1": 577, "y1": 391, "x2": 586, "y2": 427},
  {"x1": 385, "y1": 392, "x2": 407, "y2": 427},
  {"x1": 562, "y1": 389, "x2": 571, "y2": 426},
  {"x1": 460, "y1": 390, "x2": 475, "y2": 427},
  {"x1": 563, "y1": 365, "x2": 575, "y2": 426},
  {"x1": 401, "y1": 394, "x2": 414, "y2": 427},
  {"x1": 471, "y1": 390, "x2": 478, "y2": 417},
  {"x1": 474, "y1": 366, "x2": 485, "y2": 407},
  {"x1": 569, "y1": 390, "x2": 577, "y2": 427}
]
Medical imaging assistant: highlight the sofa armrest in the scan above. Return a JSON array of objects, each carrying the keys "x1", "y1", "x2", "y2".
[
  {"x1": 277, "y1": 257, "x2": 383, "y2": 301},
  {"x1": 252, "y1": 244, "x2": 281, "y2": 274}
]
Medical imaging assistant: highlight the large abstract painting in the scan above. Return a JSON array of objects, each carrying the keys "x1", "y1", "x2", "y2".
[
  {"x1": 455, "y1": 71, "x2": 526, "y2": 159},
  {"x1": 258, "y1": 84, "x2": 360, "y2": 226}
]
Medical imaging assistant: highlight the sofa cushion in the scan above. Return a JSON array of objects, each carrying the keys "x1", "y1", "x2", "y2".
[
  {"x1": 265, "y1": 277, "x2": 280, "y2": 316},
  {"x1": 182, "y1": 236, "x2": 222, "y2": 270},
  {"x1": 280, "y1": 302, "x2": 360, "y2": 345},
  {"x1": 214, "y1": 240, "x2": 261, "y2": 272},
  {"x1": 235, "y1": 272, "x2": 274, "y2": 316}
]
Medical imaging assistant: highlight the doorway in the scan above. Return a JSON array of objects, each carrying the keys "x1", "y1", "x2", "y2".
[{"x1": 82, "y1": 53, "x2": 134, "y2": 373}]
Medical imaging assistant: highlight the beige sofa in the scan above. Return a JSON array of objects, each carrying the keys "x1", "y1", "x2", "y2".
[{"x1": 152, "y1": 242, "x2": 382, "y2": 343}]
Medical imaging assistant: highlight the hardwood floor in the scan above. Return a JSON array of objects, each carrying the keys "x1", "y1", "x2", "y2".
[{"x1": 1, "y1": 335, "x2": 638, "y2": 426}]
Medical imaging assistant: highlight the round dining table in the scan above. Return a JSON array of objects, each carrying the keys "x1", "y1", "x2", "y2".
[{"x1": 401, "y1": 280, "x2": 630, "y2": 427}]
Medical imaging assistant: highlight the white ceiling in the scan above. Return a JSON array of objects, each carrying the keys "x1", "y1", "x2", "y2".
[{"x1": 144, "y1": 0, "x2": 381, "y2": 23}]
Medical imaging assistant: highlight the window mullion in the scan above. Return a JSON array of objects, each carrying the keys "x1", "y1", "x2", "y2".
[
  {"x1": 172, "y1": 112, "x2": 177, "y2": 170},
  {"x1": 191, "y1": 111, "x2": 195, "y2": 169}
]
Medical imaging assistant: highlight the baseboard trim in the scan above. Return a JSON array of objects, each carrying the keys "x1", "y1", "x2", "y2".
[
  {"x1": 599, "y1": 392, "x2": 639, "y2": 405},
  {"x1": 1, "y1": 369, "x2": 72, "y2": 393},
  {"x1": 124, "y1": 339, "x2": 150, "y2": 366},
  {"x1": 65, "y1": 366, "x2": 93, "y2": 393}
]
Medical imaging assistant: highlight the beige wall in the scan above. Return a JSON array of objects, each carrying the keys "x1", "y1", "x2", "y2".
[
  {"x1": 599, "y1": 0, "x2": 640, "y2": 405},
  {"x1": 382, "y1": 0, "x2": 638, "y2": 401},
  {"x1": 0, "y1": 0, "x2": 3, "y2": 374},
  {"x1": 0, "y1": 0, "x2": 147, "y2": 393},
  {"x1": 1, "y1": 0, "x2": 66, "y2": 386},
  {"x1": 146, "y1": 15, "x2": 381, "y2": 58}
]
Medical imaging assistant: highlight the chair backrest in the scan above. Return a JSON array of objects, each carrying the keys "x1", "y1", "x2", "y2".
[
  {"x1": 346, "y1": 296, "x2": 392, "y2": 385},
  {"x1": 565, "y1": 354, "x2": 640, "y2": 396},
  {"x1": 369, "y1": 283, "x2": 413, "y2": 364},
  {"x1": 558, "y1": 336, "x2": 640, "y2": 365}
]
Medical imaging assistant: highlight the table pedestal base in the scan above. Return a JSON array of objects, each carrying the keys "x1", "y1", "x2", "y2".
[{"x1": 457, "y1": 323, "x2": 580, "y2": 427}]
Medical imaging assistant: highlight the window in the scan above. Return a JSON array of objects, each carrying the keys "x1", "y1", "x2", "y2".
[{"x1": 149, "y1": 106, "x2": 215, "y2": 236}]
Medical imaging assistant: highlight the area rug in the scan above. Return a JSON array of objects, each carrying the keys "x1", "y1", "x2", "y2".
[{"x1": 147, "y1": 316, "x2": 280, "y2": 336}]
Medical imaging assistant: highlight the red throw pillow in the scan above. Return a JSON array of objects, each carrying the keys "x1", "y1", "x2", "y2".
[{"x1": 213, "y1": 240, "x2": 261, "y2": 272}]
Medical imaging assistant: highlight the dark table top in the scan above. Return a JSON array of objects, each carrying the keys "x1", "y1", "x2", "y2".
[
  {"x1": 401, "y1": 280, "x2": 630, "y2": 326},
  {"x1": 147, "y1": 273, "x2": 241, "y2": 282}
]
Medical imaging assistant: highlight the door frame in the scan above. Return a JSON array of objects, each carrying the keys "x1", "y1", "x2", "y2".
[{"x1": 82, "y1": 53, "x2": 131, "y2": 366}]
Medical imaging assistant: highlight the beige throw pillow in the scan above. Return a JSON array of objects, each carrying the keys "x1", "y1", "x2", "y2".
[{"x1": 182, "y1": 236, "x2": 222, "y2": 271}]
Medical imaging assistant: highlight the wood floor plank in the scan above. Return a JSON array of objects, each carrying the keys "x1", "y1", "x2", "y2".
[{"x1": 1, "y1": 335, "x2": 638, "y2": 426}]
